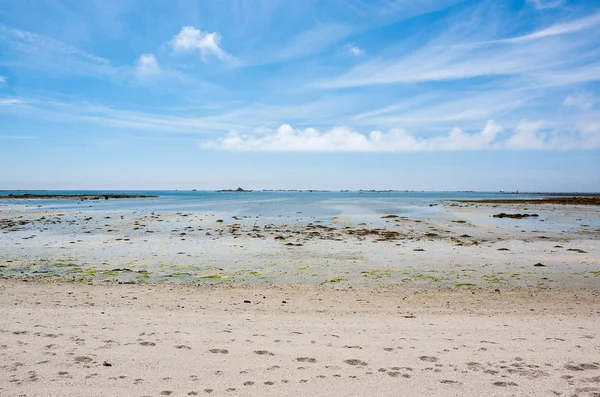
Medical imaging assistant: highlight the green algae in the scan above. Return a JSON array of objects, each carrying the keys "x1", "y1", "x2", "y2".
[
  {"x1": 325, "y1": 277, "x2": 343, "y2": 283},
  {"x1": 454, "y1": 283, "x2": 477, "y2": 288},
  {"x1": 53, "y1": 263, "x2": 79, "y2": 268},
  {"x1": 481, "y1": 274, "x2": 506, "y2": 284},
  {"x1": 200, "y1": 274, "x2": 222, "y2": 279}
]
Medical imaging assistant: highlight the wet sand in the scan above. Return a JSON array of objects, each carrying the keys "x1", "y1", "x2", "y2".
[{"x1": 1, "y1": 201, "x2": 598, "y2": 288}]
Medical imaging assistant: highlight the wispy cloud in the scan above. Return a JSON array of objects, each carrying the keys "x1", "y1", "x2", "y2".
[
  {"x1": 528, "y1": 0, "x2": 566, "y2": 10},
  {"x1": 350, "y1": 86, "x2": 538, "y2": 131},
  {"x1": 269, "y1": 23, "x2": 352, "y2": 63},
  {"x1": 0, "y1": 76, "x2": 6, "y2": 84},
  {"x1": 202, "y1": 120, "x2": 599, "y2": 152},
  {"x1": 0, "y1": 96, "x2": 249, "y2": 134},
  {"x1": 0, "y1": 24, "x2": 118, "y2": 79},
  {"x1": 0, "y1": 98, "x2": 22, "y2": 105},
  {"x1": 0, "y1": 135, "x2": 35, "y2": 139},
  {"x1": 318, "y1": 13, "x2": 600, "y2": 88},
  {"x1": 344, "y1": 42, "x2": 365, "y2": 56},
  {"x1": 564, "y1": 93, "x2": 595, "y2": 111},
  {"x1": 170, "y1": 26, "x2": 239, "y2": 64},
  {"x1": 502, "y1": 13, "x2": 600, "y2": 43}
]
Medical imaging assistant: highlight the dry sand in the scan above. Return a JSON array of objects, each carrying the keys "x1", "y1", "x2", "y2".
[{"x1": 1, "y1": 281, "x2": 600, "y2": 396}]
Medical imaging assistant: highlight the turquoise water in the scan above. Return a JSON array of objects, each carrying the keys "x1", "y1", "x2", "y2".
[{"x1": 0, "y1": 190, "x2": 542, "y2": 220}]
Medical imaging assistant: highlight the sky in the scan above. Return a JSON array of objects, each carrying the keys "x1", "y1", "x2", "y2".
[{"x1": 0, "y1": 0, "x2": 599, "y2": 191}]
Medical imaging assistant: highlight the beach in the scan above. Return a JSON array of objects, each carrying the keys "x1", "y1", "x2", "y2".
[
  {"x1": 1, "y1": 193, "x2": 599, "y2": 396},
  {"x1": 1, "y1": 282, "x2": 600, "y2": 396}
]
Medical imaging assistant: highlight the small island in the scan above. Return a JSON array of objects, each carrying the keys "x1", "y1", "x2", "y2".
[
  {"x1": 217, "y1": 187, "x2": 252, "y2": 192},
  {"x1": 0, "y1": 194, "x2": 157, "y2": 200}
]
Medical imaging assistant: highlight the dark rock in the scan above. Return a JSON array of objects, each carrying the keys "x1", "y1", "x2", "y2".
[{"x1": 492, "y1": 213, "x2": 539, "y2": 219}]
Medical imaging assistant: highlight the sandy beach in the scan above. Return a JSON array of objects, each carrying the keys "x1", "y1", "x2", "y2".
[
  {"x1": 1, "y1": 281, "x2": 600, "y2": 396},
  {"x1": 1, "y1": 198, "x2": 599, "y2": 396}
]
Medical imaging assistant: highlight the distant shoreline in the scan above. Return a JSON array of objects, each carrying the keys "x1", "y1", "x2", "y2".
[
  {"x1": 1, "y1": 190, "x2": 599, "y2": 194},
  {"x1": 0, "y1": 194, "x2": 157, "y2": 200}
]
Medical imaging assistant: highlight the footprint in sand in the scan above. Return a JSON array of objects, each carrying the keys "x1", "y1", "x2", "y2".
[
  {"x1": 493, "y1": 381, "x2": 518, "y2": 387},
  {"x1": 387, "y1": 372, "x2": 411, "y2": 378},
  {"x1": 344, "y1": 359, "x2": 368, "y2": 366},
  {"x1": 565, "y1": 363, "x2": 599, "y2": 371},
  {"x1": 440, "y1": 379, "x2": 462, "y2": 384},
  {"x1": 254, "y1": 350, "x2": 275, "y2": 356},
  {"x1": 296, "y1": 357, "x2": 317, "y2": 363},
  {"x1": 419, "y1": 356, "x2": 439, "y2": 363},
  {"x1": 209, "y1": 349, "x2": 229, "y2": 354}
]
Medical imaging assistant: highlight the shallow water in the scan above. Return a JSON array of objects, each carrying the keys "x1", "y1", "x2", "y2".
[{"x1": 0, "y1": 190, "x2": 541, "y2": 218}]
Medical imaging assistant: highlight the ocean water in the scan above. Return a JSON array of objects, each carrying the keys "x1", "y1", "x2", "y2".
[{"x1": 0, "y1": 190, "x2": 542, "y2": 222}]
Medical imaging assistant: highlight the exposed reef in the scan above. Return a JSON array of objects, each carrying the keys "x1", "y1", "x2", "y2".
[
  {"x1": 455, "y1": 195, "x2": 600, "y2": 206},
  {"x1": 0, "y1": 194, "x2": 157, "y2": 200}
]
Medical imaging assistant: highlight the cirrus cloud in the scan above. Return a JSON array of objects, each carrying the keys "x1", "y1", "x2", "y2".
[{"x1": 528, "y1": 0, "x2": 565, "y2": 10}]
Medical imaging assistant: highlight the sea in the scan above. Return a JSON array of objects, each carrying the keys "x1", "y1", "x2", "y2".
[{"x1": 0, "y1": 190, "x2": 546, "y2": 223}]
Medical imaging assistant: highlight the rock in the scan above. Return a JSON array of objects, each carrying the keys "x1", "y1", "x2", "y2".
[{"x1": 492, "y1": 213, "x2": 539, "y2": 219}]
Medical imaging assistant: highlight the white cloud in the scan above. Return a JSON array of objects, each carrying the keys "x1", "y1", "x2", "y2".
[
  {"x1": 0, "y1": 76, "x2": 6, "y2": 84},
  {"x1": 170, "y1": 26, "x2": 237, "y2": 63},
  {"x1": 528, "y1": 0, "x2": 565, "y2": 10},
  {"x1": 505, "y1": 121, "x2": 547, "y2": 149},
  {"x1": 202, "y1": 120, "x2": 599, "y2": 152},
  {"x1": 135, "y1": 53, "x2": 161, "y2": 80},
  {"x1": 344, "y1": 43, "x2": 365, "y2": 56},
  {"x1": 564, "y1": 93, "x2": 595, "y2": 111}
]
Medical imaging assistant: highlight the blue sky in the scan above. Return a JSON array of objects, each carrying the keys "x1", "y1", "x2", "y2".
[{"x1": 1, "y1": 0, "x2": 599, "y2": 191}]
